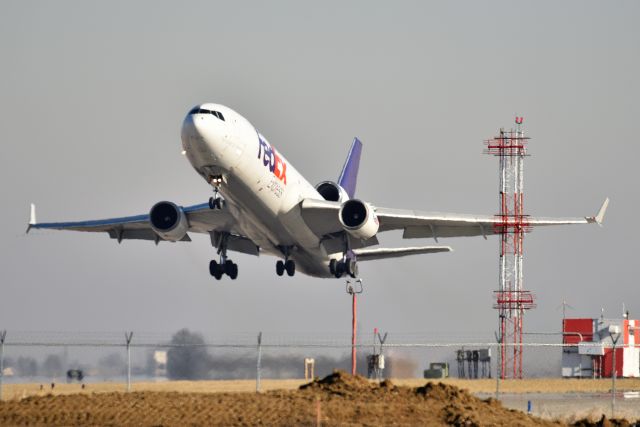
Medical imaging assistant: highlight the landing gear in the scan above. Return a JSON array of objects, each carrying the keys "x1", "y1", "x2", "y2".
[
  {"x1": 209, "y1": 259, "x2": 238, "y2": 280},
  {"x1": 209, "y1": 260, "x2": 223, "y2": 280},
  {"x1": 208, "y1": 231, "x2": 238, "y2": 280},
  {"x1": 276, "y1": 246, "x2": 296, "y2": 277},
  {"x1": 208, "y1": 175, "x2": 224, "y2": 210},
  {"x1": 285, "y1": 259, "x2": 295, "y2": 277},
  {"x1": 330, "y1": 259, "x2": 357, "y2": 278},
  {"x1": 276, "y1": 260, "x2": 285, "y2": 276},
  {"x1": 329, "y1": 235, "x2": 359, "y2": 278},
  {"x1": 208, "y1": 196, "x2": 222, "y2": 210},
  {"x1": 276, "y1": 259, "x2": 296, "y2": 276}
]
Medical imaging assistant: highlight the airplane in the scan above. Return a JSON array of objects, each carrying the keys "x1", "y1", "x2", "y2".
[{"x1": 27, "y1": 103, "x2": 609, "y2": 280}]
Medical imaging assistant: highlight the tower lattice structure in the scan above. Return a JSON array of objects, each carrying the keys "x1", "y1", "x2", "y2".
[{"x1": 484, "y1": 118, "x2": 536, "y2": 379}]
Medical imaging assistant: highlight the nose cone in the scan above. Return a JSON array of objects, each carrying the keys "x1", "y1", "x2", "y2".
[
  {"x1": 181, "y1": 110, "x2": 219, "y2": 140},
  {"x1": 181, "y1": 104, "x2": 243, "y2": 170},
  {"x1": 181, "y1": 108, "x2": 224, "y2": 152}
]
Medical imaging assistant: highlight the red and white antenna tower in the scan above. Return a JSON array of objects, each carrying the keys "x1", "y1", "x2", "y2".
[{"x1": 484, "y1": 117, "x2": 536, "y2": 379}]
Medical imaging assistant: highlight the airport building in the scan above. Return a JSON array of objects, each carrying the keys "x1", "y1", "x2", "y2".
[{"x1": 562, "y1": 315, "x2": 639, "y2": 378}]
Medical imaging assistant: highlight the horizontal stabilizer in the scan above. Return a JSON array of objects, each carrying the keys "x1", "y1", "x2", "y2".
[{"x1": 353, "y1": 246, "x2": 452, "y2": 261}]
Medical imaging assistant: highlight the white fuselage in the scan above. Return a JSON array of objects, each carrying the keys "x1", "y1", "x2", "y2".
[{"x1": 181, "y1": 103, "x2": 335, "y2": 277}]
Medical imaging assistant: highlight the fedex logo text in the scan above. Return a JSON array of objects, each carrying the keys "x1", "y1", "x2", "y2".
[{"x1": 257, "y1": 134, "x2": 287, "y2": 185}]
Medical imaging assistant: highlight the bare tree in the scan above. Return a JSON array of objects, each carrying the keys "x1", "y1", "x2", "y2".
[
  {"x1": 16, "y1": 356, "x2": 38, "y2": 378},
  {"x1": 167, "y1": 329, "x2": 212, "y2": 380},
  {"x1": 98, "y1": 352, "x2": 126, "y2": 378},
  {"x1": 42, "y1": 354, "x2": 64, "y2": 378}
]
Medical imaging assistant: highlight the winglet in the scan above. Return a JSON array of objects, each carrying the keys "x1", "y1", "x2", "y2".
[
  {"x1": 26, "y1": 203, "x2": 37, "y2": 233},
  {"x1": 337, "y1": 137, "x2": 363, "y2": 199},
  {"x1": 587, "y1": 197, "x2": 609, "y2": 226}
]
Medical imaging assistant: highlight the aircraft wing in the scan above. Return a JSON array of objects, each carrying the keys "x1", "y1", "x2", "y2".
[
  {"x1": 301, "y1": 198, "x2": 609, "y2": 241},
  {"x1": 353, "y1": 246, "x2": 452, "y2": 261},
  {"x1": 26, "y1": 202, "x2": 258, "y2": 255}
]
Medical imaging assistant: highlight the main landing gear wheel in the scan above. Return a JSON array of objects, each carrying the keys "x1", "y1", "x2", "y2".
[
  {"x1": 285, "y1": 259, "x2": 295, "y2": 277},
  {"x1": 329, "y1": 259, "x2": 337, "y2": 275},
  {"x1": 276, "y1": 259, "x2": 295, "y2": 277},
  {"x1": 330, "y1": 258, "x2": 358, "y2": 279},
  {"x1": 276, "y1": 260, "x2": 285, "y2": 276},
  {"x1": 347, "y1": 259, "x2": 358, "y2": 278},
  {"x1": 209, "y1": 259, "x2": 238, "y2": 280},
  {"x1": 209, "y1": 260, "x2": 223, "y2": 280},
  {"x1": 227, "y1": 262, "x2": 238, "y2": 280}
]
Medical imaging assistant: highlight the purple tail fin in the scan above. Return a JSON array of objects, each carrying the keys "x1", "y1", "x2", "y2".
[{"x1": 338, "y1": 138, "x2": 362, "y2": 199}]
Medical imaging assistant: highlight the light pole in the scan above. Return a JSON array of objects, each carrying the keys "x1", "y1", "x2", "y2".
[
  {"x1": 256, "y1": 332, "x2": 262, "y2": 393},
  {"x1": 607, "y1": 325, "x2": 620, "y2": 419},
  {"x1": 125, "y1": 332, "x2": 133, "y2": 392},
  {"x1": 0, "y1": 331, "x2": 6, "y2": 401},
  {"x1": 494, "y1": 330, "x2": 502, "y2": 400}
]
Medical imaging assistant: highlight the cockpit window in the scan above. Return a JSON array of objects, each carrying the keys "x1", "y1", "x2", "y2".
[{"x1": 189, "y1": 107, "x2": 225, "y2": 121}]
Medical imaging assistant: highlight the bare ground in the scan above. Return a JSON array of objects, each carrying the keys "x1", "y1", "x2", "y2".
[
  {"x1": 3, "y1": 377, "x2": 640, "y2": 399},
  {"x1": 1, "y1": 371, "x2": 638, "y2": 426}
]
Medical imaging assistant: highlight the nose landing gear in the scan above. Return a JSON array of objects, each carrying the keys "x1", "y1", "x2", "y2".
[
  {"x1": 208, "y1": 175, "x2": 224, "y2": 210},
  {"x1": 209, "y1": 195, "x2": 222, "y2": 210}
]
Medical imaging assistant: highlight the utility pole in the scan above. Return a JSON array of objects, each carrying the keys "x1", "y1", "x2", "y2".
[{"x1": 125, "y1": 332, "x2": 133, "y2": 392}]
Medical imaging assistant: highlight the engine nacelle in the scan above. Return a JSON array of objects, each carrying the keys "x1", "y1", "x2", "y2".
[
  {"x1": 149, "y1": 201, "x2": 189, "y2": 241},
  {"x1": 315, "y1": 181, "x2": 349, "y2": 203},
  {"x1": 339, "y1": 199, "x2": 379, "y2": 240}
]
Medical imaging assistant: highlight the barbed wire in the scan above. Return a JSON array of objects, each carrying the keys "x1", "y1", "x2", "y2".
[{"x1": 0, "y1": 341, "x2": 607, "y2": 349}]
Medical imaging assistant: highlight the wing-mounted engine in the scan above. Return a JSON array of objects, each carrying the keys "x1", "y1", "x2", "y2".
[
  {"x1": 149, "y1": 201, "x2": 189, "y2": 241},
  {"x1": 315, "y1": 181, "x2": 350, "y2": 203},
  {"x1": 339, "y1": 199, "x2": 379, "y2": 240}
]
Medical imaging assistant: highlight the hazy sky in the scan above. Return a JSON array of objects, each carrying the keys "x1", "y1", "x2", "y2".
[{"x1": 1, "y1": 1, "x2": 638, "y2": 345}]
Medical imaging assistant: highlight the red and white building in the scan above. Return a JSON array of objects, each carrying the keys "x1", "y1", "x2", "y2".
[{"x1": 562, "y1": 316, "x2": 639, "y2": 378}]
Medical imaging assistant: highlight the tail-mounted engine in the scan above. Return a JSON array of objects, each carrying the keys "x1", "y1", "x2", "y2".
[
  {"x1": 315, "y1": 181, "x2": 349, "y2": 203},
  {"x1": 149, "y1": 201, "x2": 189, "y2": 241},
  {"x1": 339, "y1": 199, "x2": 379, "y2": 240}
]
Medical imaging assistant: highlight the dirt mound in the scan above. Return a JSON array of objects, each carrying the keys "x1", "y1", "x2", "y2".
[
  {"x1": 1, "y1": 372, "x2": 638, "y2": 426},
  {"x1": 571, "y1": 415, "x2": 638, "y2": 427},
  {"x1": 299, "y1": 369, "x2": 382, "y2": 396}
]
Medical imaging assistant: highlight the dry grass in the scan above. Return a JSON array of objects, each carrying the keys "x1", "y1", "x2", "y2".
[
  {"x1": 394, "y1": 378, "x2": 640, "y2": 394},
  {"x1": 2, "y1": 377, "x2": 640, "y2": 400},
  {"x1": 1, "y1": 379, "x2": 306, "y2": 400}
]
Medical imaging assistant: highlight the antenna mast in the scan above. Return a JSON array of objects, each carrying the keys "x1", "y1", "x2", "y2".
[{"x1": 484, "y1": 117, "x2": 536, "y2": 379}]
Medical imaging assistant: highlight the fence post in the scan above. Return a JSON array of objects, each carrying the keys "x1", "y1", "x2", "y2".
[
  {"x1": 0, "y1": 331, "x2": 6, "y2": 401},
  {"x1": 611, "y1": 343, "x2": 616, "y2": 419},
  {"x1": 607, "y1": 327, "x2": 620, "y2": 419},
  {"x1": 125, "y1": 332, "x2": 133, "y2": 392},
  {"x1": 256, "y1": 332, "x2": 262, "y2": 393}
]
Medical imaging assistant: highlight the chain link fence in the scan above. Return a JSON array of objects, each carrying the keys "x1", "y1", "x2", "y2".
[{"x1": 1, "y1": 330, "x2": 639, "y2": 421}]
